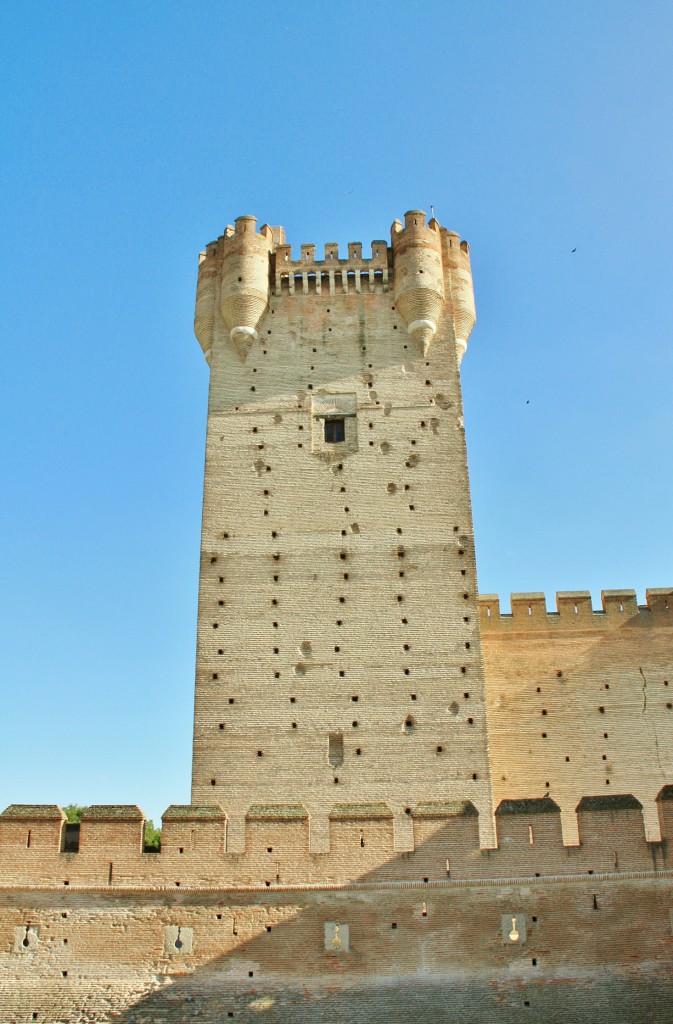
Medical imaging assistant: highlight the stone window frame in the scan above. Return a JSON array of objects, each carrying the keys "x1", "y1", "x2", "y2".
[{"x1": 311, "y1": 394, "x2": 358, "y2": 456}]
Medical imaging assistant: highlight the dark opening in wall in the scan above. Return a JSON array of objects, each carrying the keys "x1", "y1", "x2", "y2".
[
  {"x1": 329, "y1": 733, "x2": 344, "y2": 767},
  {"x1": 324, "y1": 418, "x2": 345, "y2": 443},
  {"x1": 62, "y1": 823, "x2": 80, "y2": 854}
]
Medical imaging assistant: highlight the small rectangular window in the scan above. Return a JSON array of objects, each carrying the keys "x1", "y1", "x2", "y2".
[
  {"x1": 324, "y1": 418, "x2": 345, "y2": 444},
  {"x1": 328, "y1": 732, "x2": 344, "y2": 767}
]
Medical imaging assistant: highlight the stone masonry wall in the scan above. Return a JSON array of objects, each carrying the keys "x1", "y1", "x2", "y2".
[{"x1": 191, "y1": 214, "x2": 496, "y2": 851}]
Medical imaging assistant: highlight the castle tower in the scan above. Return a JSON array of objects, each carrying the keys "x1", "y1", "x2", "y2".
[{"x1": 191, "y1": 210, "x2": 495, "y2": 852}]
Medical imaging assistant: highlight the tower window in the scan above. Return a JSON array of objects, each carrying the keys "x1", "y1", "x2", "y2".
[{"x1": 324, "y1": 418, "x2": 345, "y2": 444}]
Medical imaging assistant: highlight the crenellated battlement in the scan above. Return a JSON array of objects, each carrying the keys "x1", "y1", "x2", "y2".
[
  {"x1": 2, "y1": 793, "x2": 673, "y2": 891},
  {"x1": 194, "y1": 209, "x2": 476, "y2": 363},
  {"x1": 479, "y1": 587, "x2": 672, "y2": 630},
  {"x1": 272, "y1": 239, "x2": 390, "y2": 296}
]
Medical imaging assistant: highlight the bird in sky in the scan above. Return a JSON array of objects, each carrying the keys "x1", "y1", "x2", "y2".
[{"x1": 571, "y1": 248, "x2": 576, "y2": 253}]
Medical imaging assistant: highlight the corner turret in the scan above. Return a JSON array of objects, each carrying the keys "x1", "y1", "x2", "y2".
[
  {"x1": 391, "y1": 209, "x2": 476, "y2": 363},
  {"x1": 440, "y1": 229, "x2": 476, "y2": 364},
  {"x1": 194, "y1": 215, "x2": 277, "y2": 363},
  {"x1": 391, "y1": 210, "x2": 445, "y2": 356}
]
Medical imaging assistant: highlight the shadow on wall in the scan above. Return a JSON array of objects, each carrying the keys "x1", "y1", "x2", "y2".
[
  {"x1": 101, "y1": 792, "x2": 673, "y2": 1023},
  {"x1": 117, "y1": 971, "x2": 673, "y2": 1024}
]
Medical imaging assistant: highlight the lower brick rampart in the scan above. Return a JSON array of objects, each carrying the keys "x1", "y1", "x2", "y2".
[{"x1": 2, "y1": 873, "x2": 673, "y2": 1022}]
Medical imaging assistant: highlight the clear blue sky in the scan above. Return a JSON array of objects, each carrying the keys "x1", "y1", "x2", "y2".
[{"x1": 1, "y1": 3, "x2": 671, "y2": 823}]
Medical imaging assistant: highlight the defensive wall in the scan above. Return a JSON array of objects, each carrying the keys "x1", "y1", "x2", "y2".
[
  {"x1": 480, "y1": 587, "x2": 673, "y2": 846},
  {"x1": 3, "y1": 795, "x2": 673, "y2": 1022},
  {"x1": 3, "y1": 791, "x2": 673, "y2": 888}
]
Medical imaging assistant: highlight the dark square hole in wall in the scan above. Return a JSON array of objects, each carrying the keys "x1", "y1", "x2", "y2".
[
  {"x1": 62, "y1": 823, "x2": 80, "y2": 853},
  {"x1": 324, "y1": 418, "x2": 345, "y2": 444}
]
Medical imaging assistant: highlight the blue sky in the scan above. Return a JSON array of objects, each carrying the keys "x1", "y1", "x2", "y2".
[{"x1": 1, "y1": 3, "x2": 671, "y2": 823}]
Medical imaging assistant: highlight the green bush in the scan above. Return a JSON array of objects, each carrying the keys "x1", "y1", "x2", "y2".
[{"x1": 62, "y1": 805, "x2": 162, "y2": 850}]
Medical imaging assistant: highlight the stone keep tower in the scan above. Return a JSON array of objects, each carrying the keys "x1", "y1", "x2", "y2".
[{"x1": 191, "y1": 210, "x2": 496, "y2": 852}]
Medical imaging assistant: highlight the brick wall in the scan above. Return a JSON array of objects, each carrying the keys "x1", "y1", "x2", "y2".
[{"x1": 481, "y1": 588, "x2": 673, "y2": 844}]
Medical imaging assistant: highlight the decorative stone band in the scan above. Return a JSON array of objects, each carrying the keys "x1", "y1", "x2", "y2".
[
  {"x1": 311, "y1": 393, "x2": 357, "y2": 418},
  {"x1": 406, "y1": 318, "x2": 437, "y2": 356},
  {"x1": 407, "y1": 318, "x2": 437, "y2": 336},
  {"x1": 229, "y1": 326, "x2": 258, "y2": 345}
]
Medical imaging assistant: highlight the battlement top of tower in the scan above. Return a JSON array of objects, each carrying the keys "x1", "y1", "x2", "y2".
[
  {"x1": 194, "y1": 208, "x2": 477, "y2": 360},
  {"x1": 200, "y1": 209, "x2": 470, "y2": 266},
  {"x1": 479, "y1": 587, "x2": 672, "y2": 629}
]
